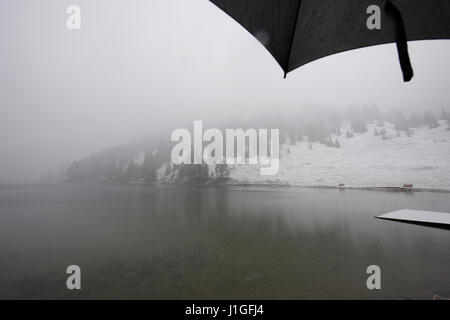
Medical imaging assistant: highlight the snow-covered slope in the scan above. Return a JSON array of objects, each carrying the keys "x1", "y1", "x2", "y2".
[
  {"x1": 66, "y1": 121, "x2": 450, "y2": 190},
  {"x1": 229, "y1": 122, "x2": 450, "y2": 190}
]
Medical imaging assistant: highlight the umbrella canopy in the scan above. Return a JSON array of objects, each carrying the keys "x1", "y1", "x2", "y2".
[{"x1": 209, "y1": 0, "x2": 450, "y2": 81}]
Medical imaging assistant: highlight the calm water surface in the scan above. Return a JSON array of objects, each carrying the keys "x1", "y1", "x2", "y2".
[{"x1": 0, "y1": 184, "x2": 449, "y2": 299}]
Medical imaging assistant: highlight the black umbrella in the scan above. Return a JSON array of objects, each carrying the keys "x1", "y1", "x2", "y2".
[{"x1": 209, "y1": 0, "x2": 450, "y2": 81}]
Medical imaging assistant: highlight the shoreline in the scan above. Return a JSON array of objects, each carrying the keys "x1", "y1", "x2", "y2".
[
  {"x1": 44, "y1": 179, "x2": 450, "y2": 193},
  {"x1": 222, "y1": 181, "x2": 450, "y2": 193}
]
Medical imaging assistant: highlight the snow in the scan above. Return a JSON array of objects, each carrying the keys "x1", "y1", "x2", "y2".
[
  {"x1": 207, "y1": 163, "x2": 216, "y2": 178},
  {"x1": 133, "y1": 152, "x2": 145, "y2": 166},
  {"x1": 229, "y1": 122, "x2": 450, "y2": 190},
  {"x1": 377, "y1": 209, "x2": 450, "y2": 225},
  {"x1": 156, "y1": 163, "x2": 168, "y2": 182},
  {"x1": 157, "y1": 163, "x2": 179, "y2": 183}
]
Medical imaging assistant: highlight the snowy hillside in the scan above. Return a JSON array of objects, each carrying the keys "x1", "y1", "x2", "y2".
[
  {"x1": 229, "y1": 121, "x2": 450, "y2": 190},
  {"x1": 65, "y1": 115, "x2": 450, "y2": 190}
]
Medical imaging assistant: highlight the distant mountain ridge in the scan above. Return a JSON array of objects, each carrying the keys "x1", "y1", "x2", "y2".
[{"x1": 65, "y1": 108, "x2": 450, "y2": 189}]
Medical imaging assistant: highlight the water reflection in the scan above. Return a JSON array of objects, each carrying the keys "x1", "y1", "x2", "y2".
[{"x1": 0, "y1": 184, "x2": 449, "y2": 299}]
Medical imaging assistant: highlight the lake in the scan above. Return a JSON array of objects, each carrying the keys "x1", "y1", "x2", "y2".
[{"x1": 0, "y1": 184, "x2": 449, "y2": 299}]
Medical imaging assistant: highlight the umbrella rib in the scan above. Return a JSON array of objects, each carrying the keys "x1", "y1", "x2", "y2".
[{"x1": 284, "y1": 0, "x2": 303, "y2": 78}]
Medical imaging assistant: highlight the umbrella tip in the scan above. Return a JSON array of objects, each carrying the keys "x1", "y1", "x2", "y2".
[{"x1": 284, "y1": 72, "x2": 287, "y2": 79}]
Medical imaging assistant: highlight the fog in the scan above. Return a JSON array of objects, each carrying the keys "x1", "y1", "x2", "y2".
[{"x1": 0, "y1": 0, "x2": 449, "y2": 182}]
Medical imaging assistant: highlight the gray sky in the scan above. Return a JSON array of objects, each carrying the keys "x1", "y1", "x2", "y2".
[{"x1": 0, "y1": 0, "x2": 449, "y2": 182}]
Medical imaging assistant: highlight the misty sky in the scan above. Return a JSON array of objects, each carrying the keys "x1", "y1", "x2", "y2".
[{"x1": 0, "y1": 0, "x2": 449, "y2": 182}]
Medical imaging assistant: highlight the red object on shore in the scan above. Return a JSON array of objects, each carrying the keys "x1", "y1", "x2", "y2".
[
  {"x1": 403, "y1": 184, "x2": 413, "y2": 188},
  {"x1": 339, "y1": 184, "x2": 345, "y2": 187}
]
